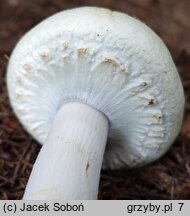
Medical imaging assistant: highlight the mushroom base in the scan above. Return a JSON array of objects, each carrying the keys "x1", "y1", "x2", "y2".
[{"x1": 23, "y1": 102, "x2": 109, "y2": 200}]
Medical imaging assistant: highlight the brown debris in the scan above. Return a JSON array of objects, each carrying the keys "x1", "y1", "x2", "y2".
[{"x1": 0, "y1": 0, "x2": 190, "y2": 200}]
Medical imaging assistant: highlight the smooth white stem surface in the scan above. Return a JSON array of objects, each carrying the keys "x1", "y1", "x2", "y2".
[{"x1": 23, "y1": 102, "x2": 109, "y2": 200}]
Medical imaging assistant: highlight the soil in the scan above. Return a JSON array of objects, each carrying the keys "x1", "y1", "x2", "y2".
[{"x1": 0, "y1": 0, "x2": 190, "y2": 199}]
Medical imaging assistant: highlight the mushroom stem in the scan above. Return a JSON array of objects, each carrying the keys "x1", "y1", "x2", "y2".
[{"x1": 23, "y1": 102, "x2": 109, "y2": 200}]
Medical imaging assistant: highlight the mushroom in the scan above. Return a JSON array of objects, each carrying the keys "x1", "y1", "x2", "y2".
[{"x1": 7, "y1": 7, "x2": 184, "y2": 200}]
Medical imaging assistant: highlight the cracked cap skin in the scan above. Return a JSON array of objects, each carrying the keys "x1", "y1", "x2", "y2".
[{"x1": 7, "y1": 7, "x2": 184, "y2": 169}]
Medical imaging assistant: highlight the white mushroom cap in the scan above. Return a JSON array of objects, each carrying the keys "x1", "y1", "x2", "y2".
[{"x1": 7, "y1": 7, "x2": 184, "y2": 169}]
